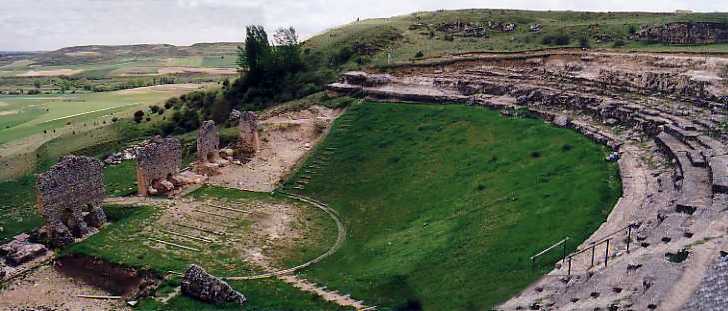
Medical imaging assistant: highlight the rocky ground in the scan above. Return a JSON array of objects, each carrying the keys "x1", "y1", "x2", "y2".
[{"x1": 207, "y1": 105, "x2": 344, "y2": 192}]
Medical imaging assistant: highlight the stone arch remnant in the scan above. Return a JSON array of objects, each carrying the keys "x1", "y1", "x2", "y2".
[
  {"x1": 239, "y1": 111, "x2": 259, "y2": 155},
  {"x1": 136, "y1": 136, "x2": 182, "y2": 196},
  {"x1": 36, "y1": 155, "x2": 106, "y2": 248},
  {"x1": 197, "y1": 120, "x2": 220, "y2": 163}
]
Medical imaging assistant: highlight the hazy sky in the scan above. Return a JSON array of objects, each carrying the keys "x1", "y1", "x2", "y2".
[{"x1": 2, "y1": 0, "x2": 727, "y2": 51}]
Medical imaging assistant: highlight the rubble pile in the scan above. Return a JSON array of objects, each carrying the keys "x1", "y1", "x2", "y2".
[
  {"x1": 181, "y1": 264, "x2": 246, "y2": 305},
  {"x1": 0, "y1": 234, "x2": 47, "y2": 266}
]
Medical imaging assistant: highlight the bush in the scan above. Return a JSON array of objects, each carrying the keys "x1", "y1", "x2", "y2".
[
  {"x1": 579, "y1": 37, "x2": 590, "y2": 49},
  {"x1": 612, "y1": 40, "x2": 626, "y2": 48},
  {"x1": 542, "y1": 34, "x2": 571, "y2": 46},
  {"x1": 133, "y1": 110, "x2": 144, "y2": 123},
  {"x1": 415, "y1": 51, "x2": 424, "y2": 58}
]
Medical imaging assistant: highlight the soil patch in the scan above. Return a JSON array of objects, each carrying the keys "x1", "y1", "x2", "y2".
[{"x1": 56, "y1": 254, "x2": 160, "y2": 297}]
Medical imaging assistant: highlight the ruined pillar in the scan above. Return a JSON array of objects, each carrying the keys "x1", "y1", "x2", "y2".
[
  {"x1": 197, "y1": 120, "x2": 220, "y2": 163},
  {"x1": 239, "y1": 111, "x2": 259, "y2": 155},
  {"x1": 135, "y1": 136, "x2": 182, "y2": 196},
  {"x1": 36, "y1": 155, "x2": 106, "y2": 248}
]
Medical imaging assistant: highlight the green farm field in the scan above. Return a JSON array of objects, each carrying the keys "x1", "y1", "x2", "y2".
[{"x1": 283, "y1": 102, "x2": 622, "y2": 310}]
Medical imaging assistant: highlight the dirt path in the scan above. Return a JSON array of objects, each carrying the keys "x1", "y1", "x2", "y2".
[
  {"x1": 277, "y1": 273, "x2": 370, "y2": 310},
  {"x1": 208, "y1": 105, "x2": 343, "y2": 192}
]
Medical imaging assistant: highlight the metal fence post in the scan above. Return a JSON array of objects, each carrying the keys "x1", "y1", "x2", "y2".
[
  {"x1": 590, "y1": 244, "x2": 596, "y2": 268},
  {"x1": 568, "y1": 256, "x2": 572, "y2": 276},
  {"x1": 626, "y1": 225, "x2": 632, "y2": 253},
  {"x1": 604, "y1": 239, "x2": 610, "y2": 267}
]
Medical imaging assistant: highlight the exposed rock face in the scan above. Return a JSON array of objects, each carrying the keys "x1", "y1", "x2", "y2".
[
  {"x1": 36, "y1": 155, "x2": 106, "y2": 248},
  {"x1": 0, "y1": 234, "x2": 48, "y2": 266},
  {"x1": 197, "y1": 120, "x2": 220, "y2": 163},
  {"x1": 599, "y1": 69, "x2": 709, "y2": 98},
  {"x1": 135, "y1": 136, "x2": 182, "y2": 196},
  {"x1": 0, "y1": 262, "x2": 5, "y2": 280},
  {"x1": 341, "y1": 71, "x2": 393, "y2": 87},
  {"x1": 636, "y1": 22, "x2": 728, "y2": 44},
  {"x1": 239, "y1": 111, "x2": 259, "y2": 155},
  {"x1": 436, "y1": 21, "x2": 488, "y2": 37},
  {"x1": 181, "y1": 264, "x2": 246, "y2": 305}
]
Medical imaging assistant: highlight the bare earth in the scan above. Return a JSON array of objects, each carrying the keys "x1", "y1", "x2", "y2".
[
  {"x1": 208, "y1": 105, "x2": 344, "y2": 192},
  {"x1": 0, "y1": 265, "x2": 130, "y2": 311},
  {"x1": 17, "y1": 69, "x2": 84, "y2": 77}
]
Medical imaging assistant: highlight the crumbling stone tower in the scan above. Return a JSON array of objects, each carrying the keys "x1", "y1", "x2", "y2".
[
  {"x1": 36, "y1": 155, "x2": 106, "y2": 248},
  {"x1": 239, "y1": 111, "x2": 259, "y2": 155},
  {"x1": 136, "y1": 136, "x2": 182, "y2": 196},
  {"x1": 197, "y1": 120, "x2": 220, "y2": 163}
]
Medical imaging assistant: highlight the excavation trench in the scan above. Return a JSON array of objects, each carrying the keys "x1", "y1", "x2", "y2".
[{"x1": 55, "y1": 254, "x2": 161, "y2": 298}]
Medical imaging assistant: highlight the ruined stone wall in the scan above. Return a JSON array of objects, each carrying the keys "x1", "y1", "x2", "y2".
[
  {"x1": 136, "y1": 136, "x2": 182, "y2": 196},
  {"x1": 36, "y1": 155, "x2": 106, "y2": 247},
  {"x1": 239, "y1": 111, "x2": 259, "y2": 155},
  {"x1": 636, "y1": 22, "x2": 728, "y2": 44},
  {"x1": 197, "y1": 120, "x2": 219, "y2": 163}
]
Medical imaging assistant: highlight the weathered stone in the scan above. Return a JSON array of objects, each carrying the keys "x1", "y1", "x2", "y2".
[
  {"x1": 229, "y1": 109, "x2": 241, "y2": 122},
  {"x1": 197, "y1": 120, "x2": 220, "y2": 163},
  {"x1": 181, "y1": 264, "x2": 246, "y2": 305},
  {"x1": 0, "y1": 234, "x2": 48, "y2": 266},
  {"x1": 239, "y1": 111, "x2": 259, "y2": 155},
  {"x1": 636, "y1": 22, "x2": 728, "y2": 44},
  {"x1": 135, "y1": 136, "x2": 182, "y2": 196},
  {"x1": 36, "y1": 155, "x2": 106, "y2": 248}
]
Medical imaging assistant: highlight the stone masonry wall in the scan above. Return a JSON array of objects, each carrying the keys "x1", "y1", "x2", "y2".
[
  {"x1": 197, "y1": 120, "x2": 219, "y2": 163},
  {"x1": 239, "y1": 111, "x2": 259, "y2": 155},
  {"x1": 36, "y1": 155, "x2": 106, "y2": 247},
  {"x1": 136, "y1": 136, "x2": 182, "y2": 196}
]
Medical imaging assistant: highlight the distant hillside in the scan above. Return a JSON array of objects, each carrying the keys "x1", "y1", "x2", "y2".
[
  {"x1": 303, "y1": 9, "x2": 728, "y2": 67},
  {"x1": 2, "y1": 42, "x2": 241, "y2": 67}
]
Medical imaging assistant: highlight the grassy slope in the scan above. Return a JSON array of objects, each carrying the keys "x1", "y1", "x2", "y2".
[
  {"x1": 304, "y1": 9, "x2": 728, "y2": 66},
  {"x1": 284, "y1": 102, "x2": 621, "y2": 309}
]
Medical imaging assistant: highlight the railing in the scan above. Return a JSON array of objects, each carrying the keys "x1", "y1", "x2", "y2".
[{"x1": 530, "y1": 223, "x2": 637, "y2": 276}]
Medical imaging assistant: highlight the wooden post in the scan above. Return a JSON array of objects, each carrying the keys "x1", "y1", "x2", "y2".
[{"x1": 561, "y1": 240, "x2": 567, "y2": 263}]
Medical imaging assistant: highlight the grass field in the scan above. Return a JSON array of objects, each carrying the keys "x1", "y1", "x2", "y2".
[
  {"x1": 62, "y1": 187, "x2": 344, "y2": 310},
  {"x1": 304, "y1": 9, "x2": 728, "y2": 66},
  {"x1": 283, "y1": 102, "x2": 621, "y2": 310}
]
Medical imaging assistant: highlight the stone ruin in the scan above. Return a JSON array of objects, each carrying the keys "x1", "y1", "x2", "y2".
[
  {"x1": 636, "y1": 22, "x2": 728, "y2": 44},
  {"x1": 36, "y1": 155, "x2": 106, "y2": 248},
  {"x1": 136, "y1": 136, "x2": 182, "y2": 196},
  {"x1": 181, "y1": 264, "x2": 246, "y2": 305},
  {"x1": 239, "y1": 111, "x2": 259, "y2": 155},
  {"x1": 0, "y1": 233, "x2": 47, "y2": 267},
  {"x1": 197, "y1": 120, "x2": 220, "y2": 163}
]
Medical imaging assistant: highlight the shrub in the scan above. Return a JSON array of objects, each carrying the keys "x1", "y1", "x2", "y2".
[
  {"x1": 612, "y1": 40, "x2": 626, "y2": 48},
  {"x1": 579, "y1": 37, "x2": 590, "y2": 48},
  {"x1": 542, "y1": 34, "x2": 571, "y2": 46},
  {"x1": 415, "y1": 51, "x2": 424, "y2": 58},
  {"x1": 133, "y1": 110, "x2": 144, "y2": 123}
]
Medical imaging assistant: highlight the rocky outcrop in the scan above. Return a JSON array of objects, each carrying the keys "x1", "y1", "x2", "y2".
[
  {"x1": 36, "y1": 155, "x2": 106, "y2": 247},
  {"x1": 181, "y1": 264, "x2": 246, "y2": 305},
  {"x1": 636, "y1": 22, "x2": 728, "y2": 44}
]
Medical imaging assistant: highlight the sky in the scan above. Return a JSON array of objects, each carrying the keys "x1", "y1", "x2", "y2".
[{"x1": 1, "y1": 0, "x2": 728, "y2": 51}]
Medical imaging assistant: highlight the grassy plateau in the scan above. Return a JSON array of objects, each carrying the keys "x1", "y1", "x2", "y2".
[{"x1": 283, "y1": 102, "x2": 621, "y2": 310}]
